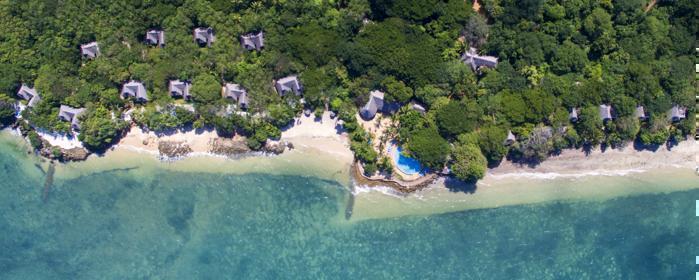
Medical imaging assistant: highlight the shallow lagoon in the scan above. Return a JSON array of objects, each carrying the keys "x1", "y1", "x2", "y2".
[{"x1": 0, "y1": 133, "x2": 697, "y2": 279}]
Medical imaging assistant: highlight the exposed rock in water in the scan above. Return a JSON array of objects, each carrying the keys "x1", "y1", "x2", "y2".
[
  {"x1": 158, "y1": 141, "x2": 193, "y2": 158},
  {"x1": 209, "y1": 138, "x2": 250, "y2": 156},
  {"x1": 39, "y1": 140, "x2": 57, "y2": 159},
  {"x1": 62, "y1": 147, "x2": 90, "y2": 161},
  {"x1": 261, "y1": 140, "x2": 290, "y2": 155},
  {"x1": 38, "y1": 138, "x2": 90, "y2": 162}
]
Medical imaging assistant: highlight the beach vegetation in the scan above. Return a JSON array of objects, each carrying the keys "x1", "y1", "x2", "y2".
[
  {"x1": 78, "y1": 106, "x2": 128, "y2": 152},
  {"x1": 450, "y1": 142, "x2": 487, "y2": 182},
  {"x1": 405, "y1": 127, "x2": 449, "y2": 170},
  {"x1": 436, "y1": 100, "x2": 481, "y2": 138},
  {"x1": 0, "y1": 94, "x2": 16, "y2": 127},
  {"x1": 191, "y1": 73, "x2": 222, "y2": 104},
  {"x1": 0, "y1": 0, "x2": 694, "y2": 182},
  {"x1": 476, "y1": 126, "x2": 508, "y2": 166},
  {"x1": 27, "y1": 131, "x2": 42, "y2": 150}
]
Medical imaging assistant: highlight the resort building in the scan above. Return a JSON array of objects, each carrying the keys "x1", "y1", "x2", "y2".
[
  {"x1": 193, "y1": 27, "x2": 215, "y2": 47},
  {"x1": 635, "y1": 106, "x2": 647, "y2": 120},
  {"x1": 668, "y1": 105, "x2": 686, "y2": 122},
  {"x1": 461, "y1": 47, "x2": 498, "y2": 71},
  {"x1": 360, "y1": 90, "x2": 384, "y2": 120},
  {"x1": 80, "y1": 42, "x2": 100, "y2": 59},
  {"x1": 58, "y1": 105, "x2": 85, "y2": 130},
  {"x1": 16, "y1": 84, "x2": 41, "y2": 107},
  {"x1": 121, "y1": 80, "x2": 148, "y2": 102},
  {"x1": 241, "y1": 32, "x2": 264, "y2": 51},
  {"x1": 222, "y1": 83, "x2": 248, "y2": 109},
  {"x1": 599, "y1": 105, "x2": 612, "y2": 121},
  {"x1": 169, "y1": 80, "x2": 191, "y2": 100},
  {"x1": 504, "y1": 130, "x2": 516, "y2": 145},
  {"x1": 275, "y1": 76, "x2": 302, "y2": 96},
  {"x1": 145, "y1": 30, "x2": 165, "y2": 47},
  {"x1": 569, "y1": 108, "x2": 578, "y2": 122}
]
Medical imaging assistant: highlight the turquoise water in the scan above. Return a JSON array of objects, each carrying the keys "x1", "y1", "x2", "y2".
[
  {"x1": 390, "y1": 145, "x2": 424, "y2": 175},
  {"x1": 0, "y1": 141, "x2": 697, "y2": 279}
]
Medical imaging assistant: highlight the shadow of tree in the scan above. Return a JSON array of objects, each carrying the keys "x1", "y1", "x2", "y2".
[{"x1": 443, "y1": 177, "x2": 477, "y2": 194}]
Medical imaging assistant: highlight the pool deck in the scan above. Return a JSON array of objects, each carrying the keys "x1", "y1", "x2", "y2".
[
  {"x1": 386, "y1": 143, "x2": 423, "y2": 181},
  {"x1": 355, "y1": 113, "x2": 436, "y2": 192}
]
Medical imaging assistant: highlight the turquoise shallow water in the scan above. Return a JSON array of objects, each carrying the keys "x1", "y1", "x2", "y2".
[{"x1": 0, "y1": 140, "x2": 697, "y2": 279}]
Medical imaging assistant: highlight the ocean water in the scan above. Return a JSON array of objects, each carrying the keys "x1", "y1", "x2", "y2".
[{"x1": 0, "y1": 137, "x2": 697, "y2": 279}]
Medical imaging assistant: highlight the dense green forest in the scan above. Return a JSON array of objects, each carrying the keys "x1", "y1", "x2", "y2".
[{"x1": 0, "y1": 0, "x2": 696, "y2": 181}]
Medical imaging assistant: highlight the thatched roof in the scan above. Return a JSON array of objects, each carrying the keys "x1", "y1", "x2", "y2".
[
  {"x1": 121, "y1": 80, "x2": 148, "y2": 101},
  {"x1": 275, "y1": 76, "x2": 302, "y2": 96},
  {"x1": 241, "y1": 32, "x2": 264, "y2": 51},
  {"x1": 359, "y1": 90, "x2": 384, "y2": 120}
]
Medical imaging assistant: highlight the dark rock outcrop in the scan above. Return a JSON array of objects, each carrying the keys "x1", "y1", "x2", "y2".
[
  {"x1": 261, "y1": 141, "x2": 289, "y2": 155},
  {"x1": 209, "y1": 138, "x2": 250, "y2": 156},
  {"x1": 158, "y1": 141, "x2": 192, "y2": 158},
  {"x1": 62, "y1": 147, "x2": 90, "y2": 161}
]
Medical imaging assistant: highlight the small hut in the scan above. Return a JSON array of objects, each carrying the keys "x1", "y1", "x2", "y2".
[
  {"x1": 193, "y1": 27, "x2": 215, "y2": 47},
  {"x1": 241, "y1": 32, "x2": 264, "y2": 51},
  {"x1": 121, "y1": 81, "x2": 148, "y2": 101},
  {"x1": 360, "y1": 90, "x2": 385, "y2": 120},
  {"x1": 145, "y1": 30, "x2": 165, "y2": 47},
  {"x1": 58, "y1": 105, "x2": 85, "y2": 130},
  {"x1": 569, "y1": 108, "x2": 579, "y2": 122},
  {"x1": 504, "y1": 130, "x2": 516, "y2": 145},
  {"x1": 412, "y1": 103, "x2": 426, "y2": 114},
  {"x1": 223, "y1": 83, "x2": 248, "y2": 109},
  {"x1": 462, "y1": 47, "x2": 498, "y2": 71},
  {"x1": 599, "y1": 105, "x2": 612, "y2": 121},
  {"x1": 634, "y1": 106, "x2": 647, "y2": 120},
  {"x1": 80, "y1": 42, "x2": 100, "y2": 59},
  {"x1": 169, "y1": 80, "x2": 191, "y2": 100},
  {"x1": 16, "y1": 84, "x2": 41, "y2": 107},
  {"x1": 275, "y1": 76, "x2": 302, "y2": 96},
  {"x1": 668, "y1": 105, "x2": 686, "y2": 122}
]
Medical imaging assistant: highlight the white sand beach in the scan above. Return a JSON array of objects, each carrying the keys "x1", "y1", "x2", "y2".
[
  {"x1": 487, "y1": 140, "x2": 698, "y2": 179},
  {"x1": 3, "y1": 111, "x2": 697, "y2": 221},
  {"x1": 35, "y1": 130, "x2": 84, "y2": 149},
  {"x1": 2, "y1": 122, "x2": 698, "y2": 223},
  {"x1": 350, "y1": 140, "x2": 699, "y2": 221},
  {"x1": 117, "y1": 126, "x2": 218, "y2": 155},
  {"x1": 113, "y1": 111, "x2": 351, "y2": 158}
]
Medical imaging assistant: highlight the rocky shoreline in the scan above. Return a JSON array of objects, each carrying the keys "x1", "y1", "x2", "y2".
[
  {"x1": 156, "y1": 136, "x2": 293, "y2": 158},
  {"x1": 13, "y1": 123, "x2": 91, "y2": 162},
  {"x1": 14, "y1": 122, "x2": 296, "y2": 162},
  {"x1": 351, "y1": 161, "x2": 439, "y2": 193}
]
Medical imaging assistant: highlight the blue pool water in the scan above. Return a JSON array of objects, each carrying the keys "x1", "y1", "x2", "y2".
[{"x1": 390, "y1": 145, "x2": 424, "y2": 175}]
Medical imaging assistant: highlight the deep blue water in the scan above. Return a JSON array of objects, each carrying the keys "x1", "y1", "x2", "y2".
[{"x1": 0, "y1": 145, "x2": 696, "y2": 279}]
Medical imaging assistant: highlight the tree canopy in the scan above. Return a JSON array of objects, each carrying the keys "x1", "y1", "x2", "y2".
[{"x1": 0, "y1": 0, "x2": 693, "y2": 181}]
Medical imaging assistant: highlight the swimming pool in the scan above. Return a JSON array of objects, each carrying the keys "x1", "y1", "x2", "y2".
[{"x1": 389, "y1": 144, "x2": 424, "y2": 175}]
